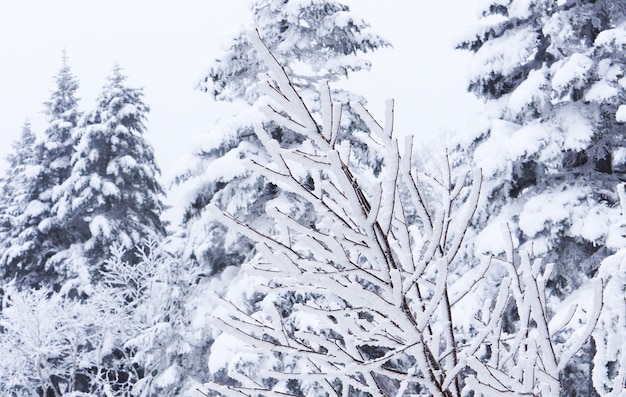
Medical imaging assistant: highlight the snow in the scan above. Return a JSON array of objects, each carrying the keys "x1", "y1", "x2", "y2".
[
  {"x1": 518, "y1": 190, "x2": 581, "y2": 238},
  {"x1": 469, "y1": 26, "x2": 539, "y2": 82},
  {"x1": 556, "y1": 105, "x2": 593, "y2": 151},
  {"x1": 507, "y1": 0, "x2": 534, "y2": 19},
  {"x1": 118, "y1": 103, "x2": 137, "y2": 118},
  {"x1": 543, "y1": 11, "x2": 575, "y2": 53},
  {"x1": 114, "y1": 124, "x2": 129, "y2": 134},
  {"x1": 333, "y1": 10, "x2": 365, "y2": 28},
  {"x1": 613, "y1": 147, "x2": 626, "y2": 172},
  {"x1": 89, "y1": 214, "x2": 113, "y2": 239},
  {"x1": 593, "y1": 249, "x2": 626, "y2": 393},
  {"x1": 50, "y1": 156, "x2": 70, "y2": 170},
  {"x1": 606, "y1": 220, "x2": 626, "y2": 250},
  {"x1": 473, "y1": 119, "x2": 519, "y2": 178},
  {"x1": 89, "y1": 174, "x2": 102, "y2": 190},
  {"x1": 594, "y1": 26, "x2": 626, "y2": 48},
  {"x1": 518, "y1": 187, "x2": 613, "y2": 246},
  {"x1": 207, "y1": 329, "x2": 245, "y2": 374},
  {"x1": 456, "y1": 13, "x2": 508, "y2": 46},
  {"x1": 473, "y1": 117, "x2": 554, "y2": 181},
  {"x1": 3, "y1": 1, "x2": 623, "y2": 395},
  {"x1": 570, "y1": 205, "x2": 613, "y2": 244},
  {"x1": 616, "y1": 105, "x2": 626, "y2": 123},
  {"x1": 618, "y1": 76, "x2": 626, "y2": 90},
  {"x1": 550, "y1": 53, "x2": 593, "y2": 95},
  {"x1": 106, "y1": 155, "x2": 138, "y2": 175},
  {"x1": 507, "y1": 67, "x2": 548, "y2": 116},
  {"x1": 584, "y1": 80, "x2": 619, "y2": 102},
  {"x1": 192, "y1": 101, "x2": 263, "y2": 154},
  {"x1": 474, "y1": 207, "x2": 521, "y2": 255},
  {"x1": 101, "y1": 181, "x2": 120, "y2": 198},
  {"x1": 507, "y1": 122, "x2": 548, "y2": 160},
  {"x1": 596, "y1": 58, "x2": 622, "y2": 82},
  {"x1": 154, "y1": 364, "x2": 181, "y2": 388},
  {"x1": 24, "y1": 200, "x2": 46, "y2": 218}
]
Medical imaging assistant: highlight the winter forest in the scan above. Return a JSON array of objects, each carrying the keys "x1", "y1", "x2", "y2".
[{"x1": 0, "y1": 0, "x2": 625, "y2": 396}]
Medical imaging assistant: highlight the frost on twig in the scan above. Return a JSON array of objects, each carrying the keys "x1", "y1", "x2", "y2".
[{"x1": 203, "y1": 30, "x2": 603, "y2": 397}]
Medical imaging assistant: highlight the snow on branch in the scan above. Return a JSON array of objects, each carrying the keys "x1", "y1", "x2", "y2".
[{"x1": 202, "y1": 32, "x2": 604, "y2": 397}]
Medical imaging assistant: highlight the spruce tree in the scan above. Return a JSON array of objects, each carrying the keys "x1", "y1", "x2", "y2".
[
  {"x1": 456, "y1": 1, "x2": 626, "y2": 394},
  {"x1": 0, "y1": 121, "x2": 41, "y2": 283},
  {"x1": 179, "y1": 0, "x2": 389, "y2": 274},
  {"x1": 200, "y1": 0, "x2": 389, "y2": 103},
  {"x1": 154, "y1": 2, "x2": 389, "y2": 394},
  {"x1": 55, "y1": 64, "x2": 165, "y2": 282},
  {"x1": 0, "y1": 120, "x2": 38, "y2": 223},
  {"x1": 0, "y1": 55, "x2": 82, "y2": 289}
]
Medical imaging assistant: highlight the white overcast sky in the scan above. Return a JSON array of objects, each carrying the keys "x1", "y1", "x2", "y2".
[{"x1": 0, "y1": 1, "x2": 482, "y2": 181}]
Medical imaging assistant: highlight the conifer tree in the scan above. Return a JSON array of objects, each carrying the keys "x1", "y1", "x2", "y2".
[
  {"x1": 152, "y1": 2, "x2": 389, "y2": 393},
  {"x1": 0, "y1": 121, "x2": 41, "y2": 283},
  {"x1": 456, "y1": 1, "x2": 626, "y2": 394},
  {"x1": 0, "y1": 55, "x2": 82, "y2": 289},
  {"x1": 0, "y1": 120, "x2": 38, "y2": 221},
  {"x1": 178, "y1": 0, "x2": 389, "y2": 274},
  {"x1": 55, "y1": 64, "x2": 166, "y2": 278},
  {"x1": 200, "y1": 0, "x2": 389, "y2": 103}
]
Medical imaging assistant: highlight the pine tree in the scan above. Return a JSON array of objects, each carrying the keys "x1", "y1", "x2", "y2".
[
  {"x1": 0, "y1": 54, "x2": 82, "y2": 289},
  {"x1": 0, "y1": 121, "x2": 41, "y2": 282},
  {"x1": 55, "y1": 64, "x2": 166, "y2": 283},
  {"x1": 0, "y1": 120, "x2": 38, "y2": 222},
  {"x1": 156, "y1": 2, "x2": 389, "y2": 394},
  {"x1": 178, "y1": 0, "x2": 389, "y2": 274},
  {"x1": 456, "y1": 1, "x2": 626, "y2": 394},
  {"x1": 200, "y1": 0, "x2": 389, "y2": 103}
]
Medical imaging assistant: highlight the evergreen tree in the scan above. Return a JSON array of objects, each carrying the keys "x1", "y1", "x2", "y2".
[
  {"x1": 55, "y1": 64, "x2": 166, "y2": 280},
  {"x1": 0, "y1": 55, "x2": 82, "y2": 289},
  {"x1": 178, "y1": 0, "x2": 389, "y2": 274},
  {"x1": 200, "y1": 0, "x2": 389, "y2": 103},
  {"x1": 155, "y1": 2, "x2": 389, "y2": 394},
  {"x1": 456, "y1": 1, "x2": 626, "y2": 394},
  {"x1": 0, "y1": 121, "x2": 41, "y2": 281}
]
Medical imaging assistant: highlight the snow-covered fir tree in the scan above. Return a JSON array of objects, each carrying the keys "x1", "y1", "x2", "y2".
[
  {"x1": 158, "y1": 1, "x2": 389, "y2": 394},
  {"x1": 54, "y1": 64, "x2": 166, "y2": 284},
  {"x1": 179, "y1": 0, "x2": 389, "y2": 274},
  {"x1": 0, "y1": 61, "x2": 170, "y2": 396},
  {"x1": 456, "y1": 0, "x2": 626, "y2": 394},
  {"x1": 199, "y1": 0, "x2": 389, "y2": 103},
  {"x1": 0, "y1": 121, "x2": 40, "y2": 282},
  {"x1": 0, "y1": 55, "x2": 82, "y2": 289}
]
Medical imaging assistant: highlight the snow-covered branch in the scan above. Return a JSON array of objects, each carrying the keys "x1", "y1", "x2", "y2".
[{"x1": 203, "y1": 31, "x2": 604, "y2": 397}]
